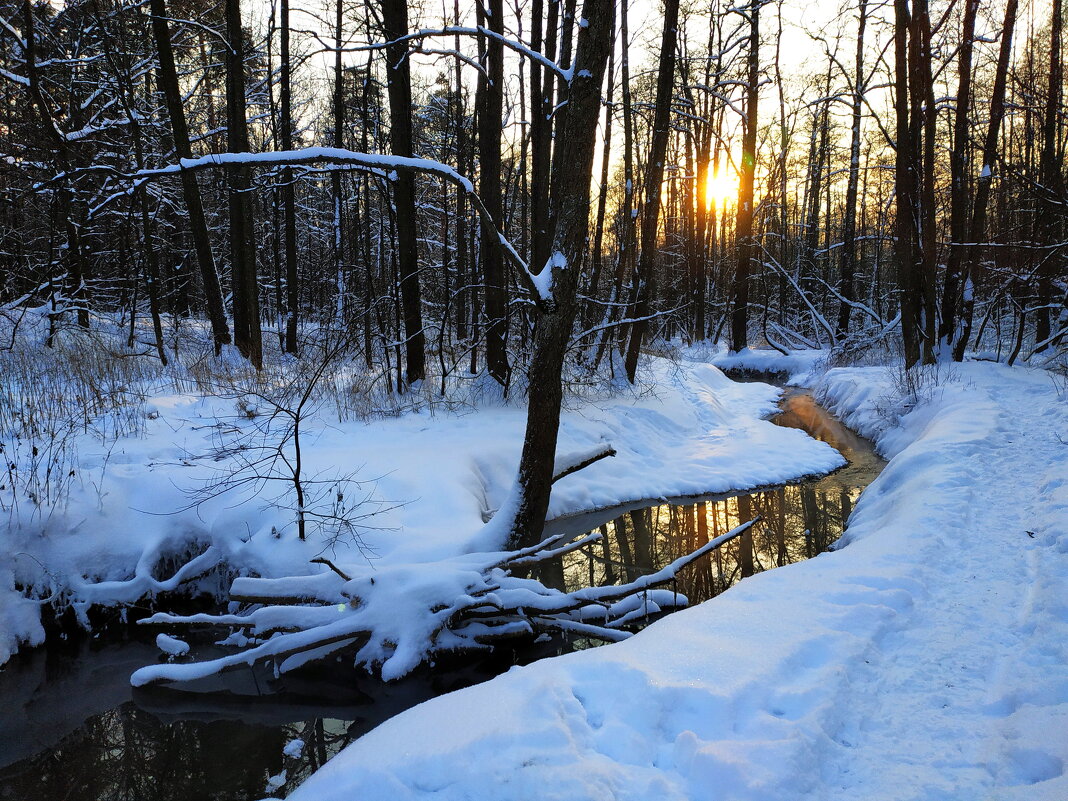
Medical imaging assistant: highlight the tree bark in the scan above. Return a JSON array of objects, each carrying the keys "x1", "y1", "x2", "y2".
[
  {"x1": 381, "y1": 0, "x2": 426, "y2": 384},
  {"x1": 623, "y1": 0, "x2": 680, "y2": 381},
  {"x1": 476, "y1": 0, "x2": 510, "y2": 388},
  {"x1": 225, "y1": 0, "x2": 261, "y2": 368},
  {"x1": 508, "y1": 0, "x2": 615, "y2": 549},
  {"x1": 731, "y1": 0, "x2": 760, "y2": 352}
]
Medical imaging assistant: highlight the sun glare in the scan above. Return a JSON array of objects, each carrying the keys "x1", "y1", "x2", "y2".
[{"x1": 704, "y1": 168, "x2": 738, "y2": 208}]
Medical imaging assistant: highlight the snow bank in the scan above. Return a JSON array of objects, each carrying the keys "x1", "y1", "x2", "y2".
[
  {"x1": 686, "y1": 342, "x2": 827, "y2": 385},
  {"x1": 1, "y1": 356, "x2": 841, "y2": 667},
  {"x1": 285, "y1": 361, "x2": 1068, "y2": 801}
]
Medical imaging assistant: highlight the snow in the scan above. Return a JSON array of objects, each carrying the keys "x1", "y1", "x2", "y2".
[
  {"x1": 699, "y1": 342, "x2": 827, "y2": 384},
  {"x1": 284, "y1": 739, "x2": 305, "y2": 759},
  {"x1": 154, "y1": 632, "x2": 189, "y2": 658},
  {"x1": 532, "y1": 251, "x2": 568, "y2": 302},
  {"x1": 2, "y1": 353, "x2": 840, "y2": 673},
  {"x1": 283, "y1": 360, "x2": 1068, "y2": 801}
]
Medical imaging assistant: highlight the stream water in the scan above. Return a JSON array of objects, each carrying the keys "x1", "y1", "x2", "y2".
[{"x1": 0, "y1": 389, "x2": 885, "y2": 801}]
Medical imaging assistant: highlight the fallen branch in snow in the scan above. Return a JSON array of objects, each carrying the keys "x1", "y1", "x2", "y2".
[
  {"x1": 551, "y1": 445, "x2": 616, "y2": 484},
  {"x1": 131, "y1": 518, "x2": 759, "y2": 686},
  {"x1": 309, "y1": 557, "x2": 352, "y2": 581}
]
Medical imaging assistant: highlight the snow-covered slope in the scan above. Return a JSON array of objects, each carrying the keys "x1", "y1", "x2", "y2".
[{"x1": 283, "y1": 361, "x2": 1068, "y2": 801}]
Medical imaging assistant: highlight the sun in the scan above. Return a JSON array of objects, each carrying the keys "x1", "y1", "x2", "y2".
[{"x1": 704, "y1": 167, "x2": 738, "y2": 208}]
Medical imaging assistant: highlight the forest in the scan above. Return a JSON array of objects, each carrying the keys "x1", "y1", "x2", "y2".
[
  {"x1": 1, "y1": 1, "x2": 1067, "y2": 799},
  {"x1": 3, "y1": 0, "x2": 1065, "y2": 386}
]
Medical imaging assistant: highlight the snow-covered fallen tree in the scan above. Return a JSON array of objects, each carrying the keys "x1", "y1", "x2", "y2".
[{"x1": 131, "y1": 518, "x2": 758, "y2": 685}]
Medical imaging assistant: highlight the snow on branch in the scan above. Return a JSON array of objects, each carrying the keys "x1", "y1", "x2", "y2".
[
  {"x1": 300, "y1": 25, "x2": 571, "y2": 83},
  {"x1": 55, "y1": 147, "x2": 551, "y2": 308},
  {"x1": 551, "y1": 444, "x2": 616, "y2": 484},
  {"x1": 130, "y1": 518, "x2": 760, "y2": 686}
]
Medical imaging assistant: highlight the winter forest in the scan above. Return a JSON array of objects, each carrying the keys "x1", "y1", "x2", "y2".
[{"x1": 1, "y1": 0, "x2": 1067, "y2": 799}]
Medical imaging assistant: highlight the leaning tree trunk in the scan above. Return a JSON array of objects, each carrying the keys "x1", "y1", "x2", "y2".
[
  {"x1": 507, "y1": 0, "x2": 615, "y2": 550},
  {"x1": 149, "y1": 0, "x2": 231, "y2": 355}
]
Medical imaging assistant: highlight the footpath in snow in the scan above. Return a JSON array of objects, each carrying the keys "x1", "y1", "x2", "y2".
[
  {"x1": 1, "y1": 357, "x2": 841, "y2": 665},
  {"x1": 283, "y1": 361, "x2": 1068, "y2": 801}
]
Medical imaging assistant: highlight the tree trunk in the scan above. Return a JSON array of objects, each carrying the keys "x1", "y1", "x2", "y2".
[
  {"x1": 623, "y1": 0, "x2": 680, "y2": 382},
  {"x1": 149, "y1": 0, "x2": 230, "y2": 353},
  {"x1": 955, "y1": 0, "x2": 1019, "y2": 361},
  {"x1": 225, "y1": 0, "x2": 261, "y2": 368},
  {"x1": 476, "y1": 0, "x2": 510, "y2": 387},
  {"x1": 381, "y1": 0, "x2": 426, "y2": 384},
  {"x1": 938, "y1": 0, "x2": 978, "y2": 354},
  {"x1": 1036, "y1": 0, "x2": 1064, "y2": 352},
  {"x1": 507, "y1": 0, "x2": 615, "y2": 549},
  {"x1": 731, "y1": 0, "x2": 760, "y2": 352},
  {"x1": 837, "y1": 0, "x2": 868, "y2": 340},
  {"x1": 281, "y1": 0, "x2": 299, "y2": 354}
]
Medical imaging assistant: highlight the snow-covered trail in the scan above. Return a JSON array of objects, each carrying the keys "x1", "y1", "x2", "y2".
[
  {"x1": 283, "y1": 362, "x2": 1068, "y2": 801},
  {"x1": 816, "y1": 365, "x2": 1068, "y2": 800}
]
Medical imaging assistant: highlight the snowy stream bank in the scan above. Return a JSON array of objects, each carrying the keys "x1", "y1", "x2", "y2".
[
  {"x1": 1, "y1": 358, "x2": 843, "y2": 667},
  {"x1": 279, "y1": 361, "x2": 1068, "y2": 801},
  {"x1": 2, "y1": 357, "x2": 866, "y2": 799}
]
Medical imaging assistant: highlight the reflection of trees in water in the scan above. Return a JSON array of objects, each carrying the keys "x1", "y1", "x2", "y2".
[
  {"x1": 0, "y1": 703, "x2": 357, "y2": 801},
  {"x1": 562, "y1": 484, "x2": 864, "y2": 606}
]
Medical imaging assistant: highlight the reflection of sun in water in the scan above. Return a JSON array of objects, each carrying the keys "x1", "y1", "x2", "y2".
[{"x1": 705, "y1": 168, "x2": 738, "y2": 207}]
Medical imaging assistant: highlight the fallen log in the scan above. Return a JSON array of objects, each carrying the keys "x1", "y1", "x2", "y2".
[{"x1": 132, "y1": 517, "x2": 760, "y2": 687}]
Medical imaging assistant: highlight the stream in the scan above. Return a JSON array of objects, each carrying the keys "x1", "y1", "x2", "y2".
[{"x1": 0, "y1": 389, "x2": 885, "y2": 801}]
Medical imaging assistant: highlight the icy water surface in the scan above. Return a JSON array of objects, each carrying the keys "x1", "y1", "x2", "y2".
[{"x1": 0, "y1": 390, "x2": 884, "y2": 800}]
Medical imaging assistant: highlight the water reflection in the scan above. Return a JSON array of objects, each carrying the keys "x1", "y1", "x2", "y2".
[
  {"x1": 0, "y1": 638, "x2": 524, "y2": 801},
  {"x1": 559, "y1": 484, "x2": 862, "y2": 605},
  {"x1": 555, "y1": 390, "x2": 885, "y2": 605}
]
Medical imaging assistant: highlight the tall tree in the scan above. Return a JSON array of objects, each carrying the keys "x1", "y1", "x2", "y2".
[
  {"x1": 280, "y1": 0, "x2": 298, "y2": 354},
  {"x1": 507, "y1": 0, "x2": 615, "y2": 549},
  {"x1": 1036, "y1": 0, "x2": 1065, "y2": 352},
  {"x1": 381, "y1": 0, "x2": 426, "y2": 384},
  {"x1": 731, "y1": 0, "x2": 761, "y2": 352},
  {"x1": 938, "y1": 0, "x2": 979, "y2": 353},
  {"x1": 837, "y1": 0, "x2": 868, "y2": 340},
  {"x1": 955, "y1": 0, "x2": 1019, "y2": 361},
  {"x1": 148, "y1": 0, "x2": 231, "y2": 354},
  {"x1": 623, "y1": 0, "x2": 680, "y2": 382},
  {"x1": 476, "y1": 0, "x2": 510, "y2": 387},
  {"x1": 224, "y1": 0, "x2": 261, "y2": 368}
]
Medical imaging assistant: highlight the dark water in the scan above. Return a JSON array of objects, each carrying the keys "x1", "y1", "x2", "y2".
[
  {"x1": 0, "y1": 390, "x2": 884, "y2": 801},
  {"x1": 0, "y1": 637, "x2": 537, "y2": 800}
]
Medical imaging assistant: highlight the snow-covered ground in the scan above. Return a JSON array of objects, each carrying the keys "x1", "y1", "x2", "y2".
[
  {"x1": 1, "y1": 355, "x2": 843, "y2": 665},
  {"x1": 280, "y1": 360, "x2": 1068, "y2": 801}
]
